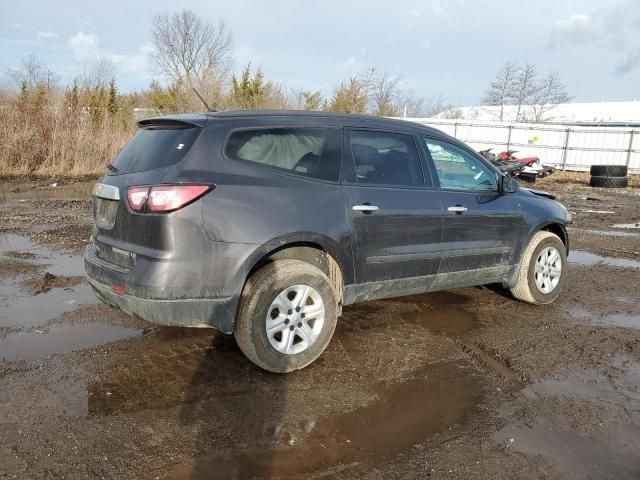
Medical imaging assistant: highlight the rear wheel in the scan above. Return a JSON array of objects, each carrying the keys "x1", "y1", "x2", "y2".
[
  {"x1": 234, "y1": 259, "x2": 338, "y2": 373},
  {"x1": 510, "y1": 231, "x2": 567, "y2": 305}
]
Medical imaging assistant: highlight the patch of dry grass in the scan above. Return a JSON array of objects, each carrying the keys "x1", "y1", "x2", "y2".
[{"x1": 0, "y1": 100, "x2": 136, "y2": 178}]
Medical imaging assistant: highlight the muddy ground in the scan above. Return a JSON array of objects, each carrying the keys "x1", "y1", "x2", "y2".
[{"x1": 0, "y1": 176, "x2": 639, "y2": 479}]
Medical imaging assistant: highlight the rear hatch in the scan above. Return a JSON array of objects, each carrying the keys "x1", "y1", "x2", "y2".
[{"x1": 92, "y1": 116, "x2": 206, "y2": 270}]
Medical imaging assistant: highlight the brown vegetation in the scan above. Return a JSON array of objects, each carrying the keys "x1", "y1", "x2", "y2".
[{"x1": 0, "y1": 9, "x2": 454, "y2": 178}]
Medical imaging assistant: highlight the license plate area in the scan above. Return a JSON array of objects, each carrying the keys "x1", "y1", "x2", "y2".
[{"x1": 94, "y1": 241, "x2": 136, "y2": 271}]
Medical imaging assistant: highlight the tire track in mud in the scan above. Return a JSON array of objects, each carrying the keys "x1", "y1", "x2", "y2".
[{"x1": 453, "y1": 338, "x2": 526, "y2": 384}]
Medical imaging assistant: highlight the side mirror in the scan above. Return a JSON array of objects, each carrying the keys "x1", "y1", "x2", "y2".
[{"x1": 500, "y1": 175, "x2": 517, "y2": 194}]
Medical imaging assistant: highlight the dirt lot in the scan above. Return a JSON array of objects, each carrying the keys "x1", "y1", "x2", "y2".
[{"x1": 1, "y1": 175, "x2": 639, "y2": 479}]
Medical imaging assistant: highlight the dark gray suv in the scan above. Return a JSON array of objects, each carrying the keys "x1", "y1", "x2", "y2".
[{"x1": 85, "y1": 111, "x2": 571, "y2": 372}]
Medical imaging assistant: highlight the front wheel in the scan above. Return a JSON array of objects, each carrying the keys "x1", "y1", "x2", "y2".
[
  {"x1": 234, "y1": 259, "x2": 338, "y2": 373},
  {"x1": 510, "y1": 231, "x2": 567, "y2": 305}
]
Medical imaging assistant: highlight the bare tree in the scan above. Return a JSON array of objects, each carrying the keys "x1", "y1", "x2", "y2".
[
  {"x1": 481, "y1": 62, "x2": 517, "y2": 121},
  {"x1": 5, "y1": 54, "x2": 58, "y2": 92},
  {"x1": 362, "y1": 68, "x2": 401, "y2": 116},
  {"x1": 79, "y1": 57, "x2": 116, "y2": 91},
  {"x1": 149, "y1": 9, "x2": 233, "y2": 96},
  {"x1": 511, "y1": 63, "x2": 538, "y2": 122},
  {"x1": 530, "y1": 72, "x2": 572, "y2": 122}
]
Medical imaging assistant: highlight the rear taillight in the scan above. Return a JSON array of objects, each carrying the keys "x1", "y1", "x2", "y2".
[
  {"x1": 126, "y1": 185, "x2": 211, "y2": 213},
  {"x1": 127, "y1": 187, "x2": 149, "y2": 212}
]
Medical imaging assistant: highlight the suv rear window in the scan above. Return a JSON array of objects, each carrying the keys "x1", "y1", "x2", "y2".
[
  {"x1": 109, "y1": 125, "x2": 201, "y2": 174},
  {"x1": 225, "y1": 128, "x2": 342, "y2": 182}
]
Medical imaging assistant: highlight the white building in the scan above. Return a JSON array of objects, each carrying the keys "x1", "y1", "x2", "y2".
[{"x1": 435, "y1": 101, "x2": 640, "y2": 124}]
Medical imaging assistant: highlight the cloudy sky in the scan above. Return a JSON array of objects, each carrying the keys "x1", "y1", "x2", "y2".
[{"x1": 1, "y1": 0, "x2": 638, "y2": 105}]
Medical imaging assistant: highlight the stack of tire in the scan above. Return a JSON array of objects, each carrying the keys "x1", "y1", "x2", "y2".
[{"x1": 589, "y1": 165, "x2": 628, "y2": 188}]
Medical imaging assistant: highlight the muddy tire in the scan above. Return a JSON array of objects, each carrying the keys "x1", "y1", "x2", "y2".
[
  {"x1": 589, "y1": 175, "x2": 628, "y2": 188},
  {"x1": 234, "y1": 259, "x2": 338, "y2": 373},
  {"x1": 589, "y1": 165, "x2": 628, "y2": 177},
  {"x1": 510, "y1": 231, "x2": 567, "y2": 305}
]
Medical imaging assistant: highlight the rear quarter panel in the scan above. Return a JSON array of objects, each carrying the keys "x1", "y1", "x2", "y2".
[{"x1": 171, "y1": 120, "x2": 354, "y2": 288}]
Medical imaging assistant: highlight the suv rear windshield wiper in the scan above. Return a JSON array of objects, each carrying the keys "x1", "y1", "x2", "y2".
[{"x1": 106, "y1": 164, "x2": 120, "y2": 174}]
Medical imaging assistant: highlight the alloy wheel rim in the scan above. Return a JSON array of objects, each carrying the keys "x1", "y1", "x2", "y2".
[
  {"x1": 265, "y1": 284, "x2": 325, "y2": 355},
  {"x1": 534, "y1": 246, "x2": 562, "y2": 294}
]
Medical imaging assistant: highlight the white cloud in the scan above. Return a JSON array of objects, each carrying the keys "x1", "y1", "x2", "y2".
[
  {"x1": 38, "y1": 31, "x2": 59, "y2": 40},
  {"x1": 13, "y1": 23, "x2": 24, "y2": 29},
  {"x1": 69, "y1": 32, "x2": 99, "y2": 59},
  {"x1": 550, "y1": 14, "x2": 592, "y2": 45},
  {"x1": 68, "y1": 32, "x2": 149, "y2": 73},
  {"x1": 549, "y1": 2, "x2": 640, "y2": 75},
  {"x1": 409, "y1": 0, "x2": 447, "y2": 17},
  {"x1": 345, "y1": 56, "x2": 356, "y2": 66}
]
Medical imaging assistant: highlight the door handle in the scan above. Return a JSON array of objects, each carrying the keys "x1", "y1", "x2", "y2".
[
  {"x1": 447, "y1": 205, "x2": 468, "y2": 213},
  {"x1": 352, "y1": 204, "x2": 379, "y2": 213}
]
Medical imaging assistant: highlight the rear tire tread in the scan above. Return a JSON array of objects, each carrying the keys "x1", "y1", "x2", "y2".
[{"x1": 234, "y1": 259, "x2": 337, "y2": 373}]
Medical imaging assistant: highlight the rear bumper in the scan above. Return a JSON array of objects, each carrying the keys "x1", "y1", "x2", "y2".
[{"x1": 84, "y1": 245, "x2": 237, "y2": 333}]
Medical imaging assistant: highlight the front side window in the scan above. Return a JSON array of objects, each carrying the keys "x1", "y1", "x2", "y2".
[
  {"x1": 423, "y1": 138, "x2": 497, "y2": 191},
  {"x1": 225, "y1": 128, "x2": 342, "y2": 182},
  {"x1": 348, "y1": 130, "x2": 424, "y2": 187}
]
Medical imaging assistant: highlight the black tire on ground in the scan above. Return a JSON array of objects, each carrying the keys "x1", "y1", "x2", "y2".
[
  {"x1": 589, "y1": 165, "x2": 628, "y2": 177},
  {"x1": 234, "y1": 259, "x2": 338, "y2": 373},
  {"x1": 510, "y1": 231, "x2": 567, "y2": 305},
  {"x1": 589, "y1": 175, "x2": 629, "y2": 188}
]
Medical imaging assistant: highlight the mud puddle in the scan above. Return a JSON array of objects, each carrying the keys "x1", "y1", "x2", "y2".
[
  {"x1": 0, "y1": 234, "x2": 96, "y2": 328},
  {"x1": 0, "y1": 323, "x2": 142, "y2": 362},
  {"x1": 568, "y1": 250, "x2": 640, "y2": 269},
  {"x1": 495, "y1": 357, "x2": 640, "y2": 480},
  {"x1": 163, "y1": 360, "x2": 486, "y2": 479},
  {"x1": 341, "y1": 291, "x2": 478, "y2": 337},
  {"x1": 570, "y1": 227, "x2": 640, "y2": 238},
  {"x1": 495, "y1": 420, "x2": 640, "y2": 480},
  {"x1": 0, "y1": 234, "x2": 84, "y2": 277},
  {"x1": 613, "y1": 223, "x2": 640, "y2": 229},
  {"x1": 567, "y1": 307, "x2": 640, "y2": 330},
  {"x1": 0, "y1": 282, "x2": 97, "y2": 328},
  {"x1": 0, "y1": 182, "x2": 93, "y2": 201}
]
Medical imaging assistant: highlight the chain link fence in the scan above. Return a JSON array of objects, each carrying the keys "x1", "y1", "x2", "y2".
[{"x1": 406, "y1": 118, "x2": 639, "y2": 173}]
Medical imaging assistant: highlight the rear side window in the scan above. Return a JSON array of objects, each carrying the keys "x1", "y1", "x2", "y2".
[
  {"x1": 110, "y1": 125, "x2": 201, "y2": 174},
  {"x1": 225, "y1": 128, "x2": 342, "y2": 182},
  {"x1": 347, "y1": 130, "x2": 424, "y2": 187}
]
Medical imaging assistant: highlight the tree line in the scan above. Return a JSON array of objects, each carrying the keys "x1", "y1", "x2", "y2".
[{"x1": 1, "y1": 10, "x2": 573, "y2": 123}]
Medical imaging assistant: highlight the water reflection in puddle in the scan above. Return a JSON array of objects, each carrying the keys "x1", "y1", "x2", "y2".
[
  {"x1": 158, "y1": 361, "x2": 485, "y2": 479},
  {"x1": 0, "y1": 323, "x2": 142, "y2": 362},
  {"x1": 567, "y1": 307, "x2": 640, "y2": 330},
  {"x1": 495, "y1": 357, "x2": 640, "y2": 480},
  {"x1": 568, "y1": 250, "x2": 640, "y2": 269},
  {"x1": 495, "y1": 420, "x2": 640, "y2": 480},
  {"x1": 0, "y1": 234, "x2": 96, "y2": 328},
  {"x1": 0, "y1": 234, "x2": 84, "y2": 277}
]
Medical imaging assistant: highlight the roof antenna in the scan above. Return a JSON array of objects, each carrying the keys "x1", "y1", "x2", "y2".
[{"x1": 192, "y1": 87, "x2": 215, "y2": 112}]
